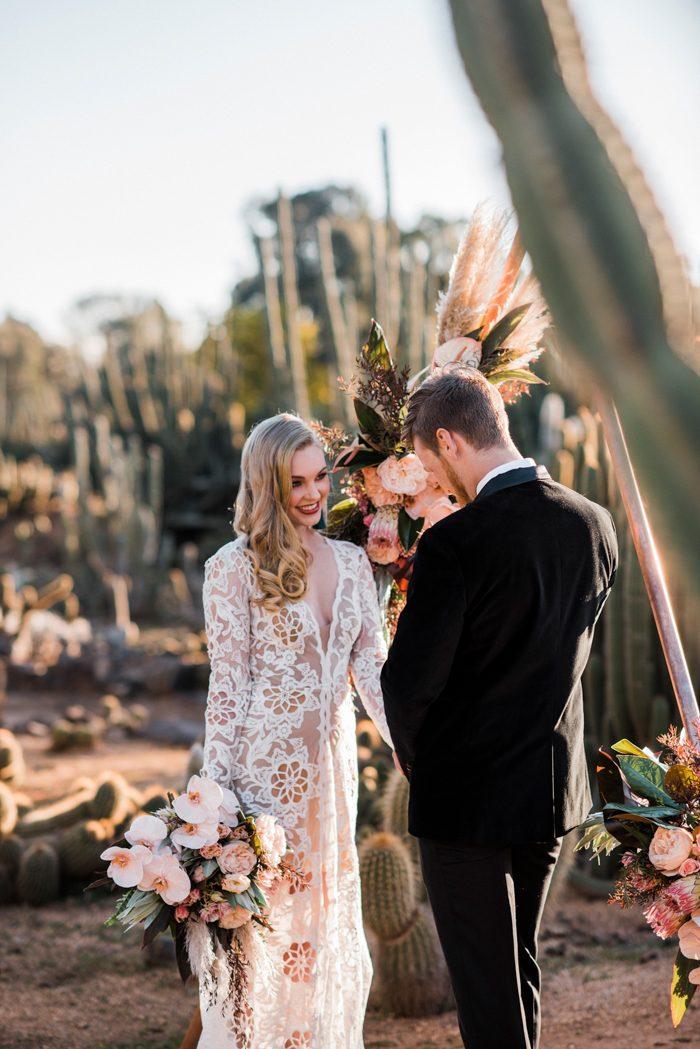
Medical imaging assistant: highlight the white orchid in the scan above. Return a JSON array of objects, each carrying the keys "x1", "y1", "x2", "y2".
[
  {"x1": 219, "y1": 786, "x2": 241, "y2": 826},
  {"x1": 170, "y1": 819, "x2": 220, "y2": 850},
  {"x1": 138, "y1": 852, "x2": 191, "y2": 905},
  {"x1": 100, "y1": 843, "x2": 152, "y2": 888},
  {"x1": 173, "y1": 775, "x2": 223, "y2": 824},
  {"x1": 125, "y1": 814, "x2": 168, "y2": 851}
]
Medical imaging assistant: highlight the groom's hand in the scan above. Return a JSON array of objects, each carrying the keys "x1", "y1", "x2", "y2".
[{"x1": 392, "y1": 751, "x2": 407, "y2": 777}]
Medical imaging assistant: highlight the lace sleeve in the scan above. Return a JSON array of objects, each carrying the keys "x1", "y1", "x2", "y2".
[
  {"x1": 348, "y1": 547, "x2": 393, "y2": 749},
  {"x1": 201, "y1": 543, "x2": 254, "y2": 787}
]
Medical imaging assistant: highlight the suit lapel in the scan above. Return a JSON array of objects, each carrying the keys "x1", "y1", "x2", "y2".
[{"x1": 474, "y1": 464, "x2": 549, "y2": 502}]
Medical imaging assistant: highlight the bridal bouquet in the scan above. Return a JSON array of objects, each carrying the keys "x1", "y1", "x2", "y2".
[
  {"x1": 577, "y1": 727, "x2": 700, "y2": 1026},
  {"x1": 94, "y1": 775, "x2": 301, "y2": 1005}
]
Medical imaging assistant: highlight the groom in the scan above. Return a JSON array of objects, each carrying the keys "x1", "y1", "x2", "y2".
[{"x1": 381, "y1": 367, "x2": 617, "y2": 1049}]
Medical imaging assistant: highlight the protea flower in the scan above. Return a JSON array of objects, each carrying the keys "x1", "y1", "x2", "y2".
[{"x1": 366, "y1": 507, "x2": 402, "y2": 565}]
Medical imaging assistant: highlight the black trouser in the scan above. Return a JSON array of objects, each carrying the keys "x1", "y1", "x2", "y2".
[{"x1": 419, "y1": 837, "x2": 562, "y2": 1049}]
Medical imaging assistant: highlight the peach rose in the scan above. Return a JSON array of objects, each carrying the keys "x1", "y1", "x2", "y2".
[
  {"x1": 362, "y1": 466, "x2": 399, "y2": 508},
  {"x1": 690, "y1": 966, "x2": 700, "y2": 986},
  {"x1": 198, "y1": 843, "x2": 223, "y2": 860},
  {"x1": 174, "y1": 905, "x2": 190, "y2": 923},
  {"x1": 432, "y1": 336, "x2": 482, "y2": 371},
  {"x1": 219, "y1": 904, "x2": 253, "y2": 929},
  {"x1": 221, "y1": 873, "x2": 251, "y2": 893},
  {"x1": 423, "y1": 496, "x2": 455, "y2": 530},
  {"x1": 648, "y1": 827, "x2": 694, "y2": 875},
  {"x1": 218, "y1": 841, "x2": 256, "y2": 876},
  {"x1": 366, "y1": 507, "x2": 402, "y2": 565},
  {"x1": 404, "y1": 472, "x2": 443, "y2": 520},
  {"x1": 678, "y1": 915, "x2": 700, "y2": 960},
  {"x1": 255, "y1": 814, "x2": 287, "y2": 867},
  {"x1": 376, "y1": 454, "x2": 428, "y2": 497},
  {"x1": 678, "y1": 858, "x2": 700, "y2": 878}
]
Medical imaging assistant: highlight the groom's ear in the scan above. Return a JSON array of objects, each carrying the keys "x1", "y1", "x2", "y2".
[{"x1": 435, "y1": 427, "x2": 457, "y2": 458}]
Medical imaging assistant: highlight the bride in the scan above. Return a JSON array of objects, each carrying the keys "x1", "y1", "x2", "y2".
[{"x1": 198, "y1": 412, "x2": 393, "y2": 1048}]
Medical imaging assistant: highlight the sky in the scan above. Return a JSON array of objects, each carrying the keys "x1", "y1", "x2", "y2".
[{"x1": 1, "y1": 0, "x2": 699, "y2": 349}]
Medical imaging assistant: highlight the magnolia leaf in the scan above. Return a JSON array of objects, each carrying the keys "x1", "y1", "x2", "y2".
[
  {"x1": 327, "y1": 498, "x2": 359, "y2": 528},
  {"x1": 353, "y1": 398, "x2": 386, "y2": 439},
  {"x1": 487, "y1": 367, "x2": 546, "y2": 386},
  {"x1": 618, "y1": 754, "x2": 677, "y2": 806},
  {"x1": 334, "y1": 446, "x2": 385, "y2": 472},
  {"x1": 142, "y1": 903, "x2": 172, "y2": 948},
  {"x1": 398, "y1": 508, "x2": 421, "y2": 553},
  {"x1": 362, "y1": 320, "x2": 394, "y2": 372},
  {"x1": 480, "y1": 304, "x2": 531, "y2": 354},
  {"x1": 596, "y1": 748, "x2": 626, "y2": 806},
  {"x1": 671, "y1": 948, "x2": 698, "y2": 1027},
  {"x1": 603, "y1": 801, "x2": 683, "y2": 821},
  {"x1": 611, "y1": 739, "x2": 649, "y2": 759}
]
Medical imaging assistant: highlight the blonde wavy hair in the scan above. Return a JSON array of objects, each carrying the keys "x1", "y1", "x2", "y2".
[{"x1": 234, "y1": 413, "x2": 322, "y2": 611}]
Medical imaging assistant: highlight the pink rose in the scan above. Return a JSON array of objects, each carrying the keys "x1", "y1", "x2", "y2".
[
  {"x1": 174, "y1": 905, "x2": 190, "y2": 923},
  {"x1": 183, "y1": 888, "x2": 201, "y2": 905},
  {"x1": 221, "y1": 873, "x2": 251, "y2": 893},
  {"x1": 376, "y1": 454, "x2": 428, "y2": 497},
  {"x1": 690, "y1": 966, "x2": 700, "y2": 986},
  {"x1": 648, "y1": 827, "x2": 694, "y2": 875},
  {"x1": 366, "y1": 507, "x2": 402, "y2": 565},
  {"x1": 219, "y1": 904, "x2": 253, "y2": 930},
  {"x1": 256, "y1": 866, "x2": 280, "y2": 892},
  {"x1": 678, "y1": 859, "x2": 700, "y2": 877},
  {"x1": 678, "y1": 916, "x2": 700, "y2": 960},
  {"x1": 192, "y1": 864, "x2": 207, "y2": 883},
  {"x1": 218, "y1": 841, "x2": 256, "y2": 876},
  {"x1": 198, "y1": 843, "x2": 223, "y2": 859},
  {"x1": 255, "y1": 814, "x2": 287, "y2": 867},
  {"x1": 362, "y1": 466, "x2": 399, "y2": 508},
  {"x1": 423, "y1": 496, "x2": 455, "y2": 530},
  {"x1": 217, "y1": 824, "x2": 232, "y2": 840}
]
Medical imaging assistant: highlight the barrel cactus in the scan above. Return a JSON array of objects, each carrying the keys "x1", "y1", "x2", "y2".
[
  {"x1": 90, "y1": 772, "x2": 131, "y2": 824},
  {"x1": 0, "y1": 833, "x2": 24, "y2": 876},
  {"x1": 17, "y1": 785, "x2": 93, "y2": 837},
  {"x1": 360, "y1": 831, "x2": 416, "y2": 941},
  {"x1": 0, "y1": 862, "x2": 13, "y2": 904},
  {"x1": 376, "y1": 908, "x2": 453, "y2": 1017},
  {"x1": 16, "y1": 840, "x2": 61, "y2": 905},
  {"x1": 58, "y1": 819, "x2": 114, "y2": 879}
]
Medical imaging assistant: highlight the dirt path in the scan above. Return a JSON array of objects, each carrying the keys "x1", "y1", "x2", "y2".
[{"x1": 2, "y1": 692, "x2": 699, "y2": 1047}]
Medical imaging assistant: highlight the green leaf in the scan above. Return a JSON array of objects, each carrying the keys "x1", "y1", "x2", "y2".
[
  {"x1": 611, "y1": 739, "x2": 651, "y2": 759},
  {"x1": 327, "y1": 498, "x2": 359, "y2": 527},
  {"x1": 574, "y1": 818, "x2": 620, "y2": 861},
  {"x1": 361, "y1": 320, "x2": 394, "y2": 372},
  {"x1": 334, "y1": 446, "x2": 386, "y2": 472},
  {"x1": 481, "y1": 304, "x2": 531, "y2": 354},
  {"x1": 487, "y1": 367, "x2": 546, "y2": 386},
  {"x1": 618, "y1": 754, "x2": 677, "y2": 806},
  {"x1": 603, "y1": 801, "x2": 683, "y2": 821},
  {"x1": 595, "y1": 748, "x2": 626, "y2": 806},
  {"x1": 671, "y1": 948, "x2": 698, "y2": 1027},
  {"x1": 397, "y1": 508, "x2": 422, "y2": 553},
  {"x1": 142, "y1": 903, "x2": 172, "y2": 948},
  {"x1": 353, "y1": 398, "x2": 386, "y2": 439},
  {"x1": 200, "y1": 858, "x2": 218, "y2": 877}
]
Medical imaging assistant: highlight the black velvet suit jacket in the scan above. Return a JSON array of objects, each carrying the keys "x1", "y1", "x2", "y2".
[{"x1": 381, "y1": 466, "x2": 618, "y2": 844}]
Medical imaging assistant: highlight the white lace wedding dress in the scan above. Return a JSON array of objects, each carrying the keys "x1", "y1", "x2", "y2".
[{"x1": 198, "y1": 534, "x2": 393, "y2": 1049}]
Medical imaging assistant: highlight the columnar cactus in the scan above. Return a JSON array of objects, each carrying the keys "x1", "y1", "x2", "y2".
[
  {"x1": 17, "y1": 785, "x2": 94, "y2": 837},
  {"x1": 360, "y1": 831, "x2": 416, "y2": 941},
  {"x1": 0, "y1": 728, "x2": 25, "y2": 786},
  {"x1": 16, "y1": 840, "x2": 61, "y2": 905},
  {"x1": 0, "y1": 782, "x2": 18, "y2": 836},
  {"x1": 58, "y1": 819, "x2": 114, "y2": 879}
]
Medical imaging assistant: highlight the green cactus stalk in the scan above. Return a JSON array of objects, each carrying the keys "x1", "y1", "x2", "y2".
[
  {"x1": 0, "y1": 833, "x2": 24, "y2": 876},
  {"x1": 90, "y1": 772, "x2": 132, "y2": 825},
  {"x1": 359, "y1": 831, "x2": 416, "y2": 941},
  {"x1": 376, "y1": 909, "x2": 452, "y2": 1017},
  {"x1": 17, "y1": 785, "x2": 94, "y2": 837},
  {"x1": 58, "y1": 819, "x2": 114, "y2": 880},
  {"x1": 140, "y1": 787, "x2": 168, "y2": 814},
  {"x1": 16, "y1": 840, "x2": 61, "y2": 905}
]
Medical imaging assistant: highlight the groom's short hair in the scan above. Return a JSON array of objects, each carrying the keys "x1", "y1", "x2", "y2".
[{"x1": 403, "y1": 366, "x2": 511, "y2": 451}]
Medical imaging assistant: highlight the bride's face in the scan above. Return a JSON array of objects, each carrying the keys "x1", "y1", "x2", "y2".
[{"x1": 287, "y1": 444, "x2": 330, "y2": 528}]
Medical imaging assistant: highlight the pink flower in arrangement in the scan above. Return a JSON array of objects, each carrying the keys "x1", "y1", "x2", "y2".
[
  {"x1": 173, "y1": 775, "x2": 223, "y2": 824},
  {"x1": 125, "y1": 814, "x2": 168, "y2": 852},
  {"x1": 217, "y1": 823, "x2": 232, "y2": 840},
  {"x1": 363, "y1": 514, "x2": 375, "y2": 528},
  {"x1": 404, "y1": 471, "x2": 443, "y2": 520},
  {"x1": 678, "y1": 915, "x2": 700, "y2": 960},
  {"x1": 192, "y1": 864, "x2": 207, "y2": 883},
  {"x1": 230, "y1": 826, "x2": 250, "y2": 841},
  {"x1": 690, "y1": 967, "x2": 700, "y2": 986},
  {"x1": 366, "y1": 507, "x2": 402, "y2": 565},
  {"x1": 198, "y1": 843, "x2": 223, "y2": 860},
  {"x1": 423, "y1": 496, "x2": 456, "y2": 530},
  {"x1": 138, "y1": 853, "x2": 191, "y2": 905},
  {"x1": 362, "y1": 466, "x2": 399, "y2": 508},
  {"x1": 200, "y1": 903, "x2": 222, "y2": 923},
  {"x1": 100, "y1": 844, "x2": 152, "y2": 888},
  {"x1": 376, "y1": 454, "x2": 428, "y2": 497},
  {"x1": 183, "y1": 888, "x2": 201, "y2": 905},
  {"x1": 620, "y1": 852, "x2": 636, "y2": 867},
  {"x1": 664, "y1": 876, "x2": 700, "y2": 916},
  {"x1": 221, "y1": 873, "x2": 251, "y2": 893},
  {"x1": 648, "y1": 827, "x2": 694, "y2": 875},
  {"x1": 218, "y1": 841, "x2": 257, "y2": 876},
  {"x1": 643, "y1": 899, "x2": 687, "y2": 940},
  {"x1": 219, "y1": 904, "x2": 253, "y2": 929},
  {"x1": 255, "y1": 814, "x2": 287, "y2": 867},
  {"x1": 174, "y1": 905, "x2": 190, "y2": 923},
  {"x1": 678, "y1": 858, "x2": 700, "y2": 877},
  {"x1": 170, "y1": 820, "x2": 220, "y2": 850}
]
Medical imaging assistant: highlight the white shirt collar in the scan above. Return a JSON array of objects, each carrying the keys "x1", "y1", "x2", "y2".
[{"x1": 475, "y1": 457, "x2": 536, "y2": 496}]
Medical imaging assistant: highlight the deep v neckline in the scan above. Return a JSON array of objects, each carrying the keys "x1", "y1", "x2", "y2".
[{"x1": 299, "y1": 536, "x2": 342, "y2": 658}]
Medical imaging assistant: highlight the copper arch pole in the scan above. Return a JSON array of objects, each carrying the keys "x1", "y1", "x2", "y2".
[{"x1": 596, "y1": 395, "x2": 700, "y2": 746}]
